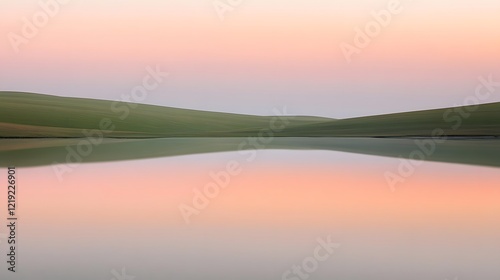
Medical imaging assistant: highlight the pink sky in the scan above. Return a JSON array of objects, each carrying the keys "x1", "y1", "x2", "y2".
[{"x1": 1, "y1": 0, "x2": 499, "y2": 118}]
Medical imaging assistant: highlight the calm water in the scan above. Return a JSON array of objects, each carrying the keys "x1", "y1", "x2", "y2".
[{"x1": 0, "y1": 139, "x2": 499, "y2": 279}]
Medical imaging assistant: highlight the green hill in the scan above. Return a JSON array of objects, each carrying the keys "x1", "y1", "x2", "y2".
[
  {"x1": 1, "y1": 91, "x2": 499, "y2": 138},
  {"x1": 0, "y1": 91, "x2": 331, "y2": 138}
]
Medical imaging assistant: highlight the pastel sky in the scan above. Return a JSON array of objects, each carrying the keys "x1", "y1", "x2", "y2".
[{"x1": 1, "y1": 0, "x2": 500, "y2": 117}]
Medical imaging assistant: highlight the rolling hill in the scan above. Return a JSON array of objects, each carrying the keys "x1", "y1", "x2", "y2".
[{"x1": 0, "y1": 91, "x2": 499, "y2": 138}]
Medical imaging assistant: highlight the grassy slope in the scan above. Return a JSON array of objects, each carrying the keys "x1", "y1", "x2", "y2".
[
  {"x1": 279, "y1": 102, "x2": 500, "y2": 137},
  {"x1": 0, "y1": 91, "x2": 331, "y2": 138},
  {"x1": 1, "y1": 91, "x2": 499, "y2": 138}
]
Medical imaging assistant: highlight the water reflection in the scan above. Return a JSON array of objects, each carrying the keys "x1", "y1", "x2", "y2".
[{"x1": 1, "y1": 137, "x2": 499, "y2": 168}]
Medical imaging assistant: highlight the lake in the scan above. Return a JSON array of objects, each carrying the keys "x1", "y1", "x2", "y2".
[{"x1": 1, "y1": 138, "x2": 499, "y2": 279}]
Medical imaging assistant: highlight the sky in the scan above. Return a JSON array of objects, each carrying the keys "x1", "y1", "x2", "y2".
[{"x1": 1, "y1": 0, "x2": 500, "y2": 118}]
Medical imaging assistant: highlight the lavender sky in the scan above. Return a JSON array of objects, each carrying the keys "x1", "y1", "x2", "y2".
[{"x1": 1, "y1": 0, "x2": 499, "y2": 118}]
